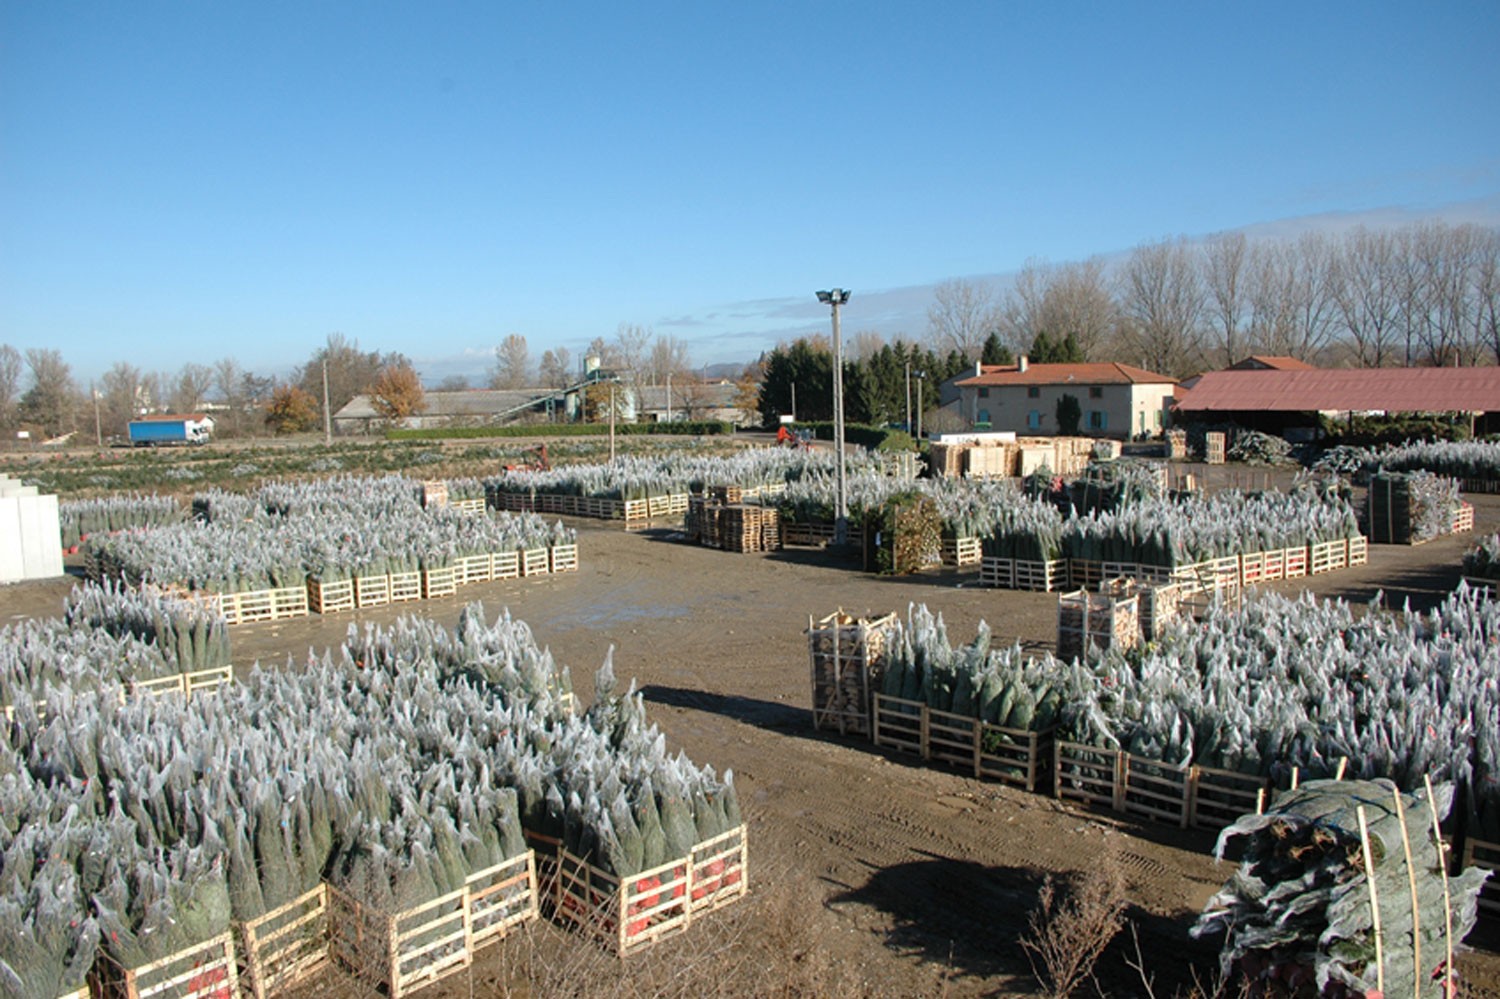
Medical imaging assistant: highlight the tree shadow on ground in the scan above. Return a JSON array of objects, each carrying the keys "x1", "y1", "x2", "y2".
[{"x1": 826, "y1": 851, "x2": 1222, "y2": 995}]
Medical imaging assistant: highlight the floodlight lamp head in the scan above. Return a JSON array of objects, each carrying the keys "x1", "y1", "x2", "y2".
[{"x1": 816, "y1": 290, "x2": 833, "y2": 304}]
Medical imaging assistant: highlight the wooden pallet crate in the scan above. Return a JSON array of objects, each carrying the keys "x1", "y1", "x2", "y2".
[
  {"x1": 1057, "y1": 589, "x2": 1139, "y2": 661},
  {"x1": 1283, "y1": 545, "x2": 1308, "y2": 578},
  {"x1": 389, "y1": 571, "x2": 422, "y2": 603},
  {"x1": 450, "y1": 497, "x2": 485, "y2": 515},
  {"x1": 521, "y1": 548, "x2": 550, "y2": 576},
  {"x1": 1120, "y1": 754, "x2": 1193, "y2": 828},
  {"x1": 184, "y1": 666, "x2": 232, "y2": 698},
  {"x1": 1204, "y1": 431, "x2": 1226, "y2": 465},
  {"x1": 623, "y1": 498, "x2": 650, "y2": 523},
  {"x1": 781, "y1": 521, "x2": 837, "y2": 547},
  {"x1": 422, "y1": 566, "x2": 457, "y2": 599},
  {"x1": 1345, "y1": 535, "x2": 1368, "y2": 567},
  {"x1": 491, "y1": 550, "x2": 521, "y2": 580},
  {"x1": 1261, "y1": 547, "x2": 1286, "y2": 581},
  {"x1": 1239, "y1": 551, "x2": 1266, "y2": 585},
  {"x1": 1465, "y1": 838, "x2": 1500, "y2": 918},
  {"x1": 308, "y1": 578, "x2": 355, "y2": 615},
  {"x1": 130, "y1": 673, "x2": 189, "y2": 698},
  {"x1": 93, "y1": 932, "x2": 238, "y2": 999},
  {"x1": 538, "y1": 494, "x2": 566, "y2": 515},
  {"x1": 808, "y1": 611, "x2": 897, "y2": 736},
  {"x1": 1460, "y1": 478, "x2": 1500, "y2": 495},
  {"x1": 538, "y1": 828, "x2": 747, "y2": 957},
  {"x1": 548, "y1": 544, "x2": 579, "y2": 573},
  {"x1": 1055, "y1": 741, "x2": 1123, "y2": 811},
  {"x1": 354, "y1": 573, "x2": 391, "y2": 607},
  {"x1": 467, "y1": 853, "x2": 540, "y2": 951},
  {"x1": 939, "y1": 536, "x2": 982, "y2": 567},
  {"x1": 420, "y1": 480, "x2": 449, "y2": 509},
  {"x1": 237, "y1": 885, "x2": 329, "y2": 999}
]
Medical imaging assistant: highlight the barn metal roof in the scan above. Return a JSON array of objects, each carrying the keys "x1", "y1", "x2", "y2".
[{"x1": 1175, "y1": 367, "x2": 1500, "y2": 413}]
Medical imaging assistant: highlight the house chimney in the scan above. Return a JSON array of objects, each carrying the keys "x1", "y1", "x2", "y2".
[
  {"x1": 974, "y1": 361, "x2": 982, "y2": 378},
  {"x1": 1018, "y1": 355, "x2": 1029, "y2": 373}
]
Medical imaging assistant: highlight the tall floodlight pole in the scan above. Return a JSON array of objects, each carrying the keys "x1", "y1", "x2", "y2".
[
  {"x1": 322, "y1": 359, "x2": 332, "y2": 445},
  {"x1": 914, "y1": 370, "x2": 926, "y2": 442},
  {"x1": 817, "y1": 289, "x2": 851, "y2": 545},
  {"x1": 904, "y1": 361, "x2": 911, "y2": 433},
  {"x1": 666, "y1": 371, "x2": 673, "y2": 423}
]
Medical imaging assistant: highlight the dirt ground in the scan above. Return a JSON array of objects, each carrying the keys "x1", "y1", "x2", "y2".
[{"x1": 3, "y1": 483, "x2": 1499, "y2": 997}]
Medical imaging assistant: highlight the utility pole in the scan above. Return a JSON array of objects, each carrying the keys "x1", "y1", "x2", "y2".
[
  {"x1": 666, "y1": 371, "x2": 673, "y2": 423},
  {"x1": 91, "y1": 381, "x2": 102, "y2": 447},
  {"x1": 609, "y1": 382, "x2": 616, "y2": 463},
  {"x1": 790, "y1": 382, "x2": 796, "y2": 421},
  {"x1": 904, "y1": 362, "x2": 911, "y2": 434},
  {"x1": 321, "y1": 359, "x2": 332, "y2": 445},
  {"x1": 816, "y1": 289, "x2": 851, "y2": 546}
]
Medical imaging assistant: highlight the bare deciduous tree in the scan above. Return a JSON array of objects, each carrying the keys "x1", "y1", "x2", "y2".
[
  {"x1": 1202, "y1": 232, "x2": 1250, "y2": 366},
  {"x1": 1035, "y1": 259, "x2": 1116, "y2": 361},
  {"x1": 19, "y1": 348, "x2": 77, "y2": 437},
  {"x1": 648, "y1": 334, "x2": 692, "y2": 385},
  {"x1": 170, "y1": 363, "x2": 214, "y2": 414},
  {"x1": 0, "y1": 344, "x2": 22, "y2": 432},
  {"x1": 927, "y1": 278, "x2": 1001, "y2": 361},
  {"x1": 1329, "y1": 227, "x2": 1401, "y2": 367},
  {"x1": 295, "y1": 333, "x2": 392, "y2": 416},
  {"x1": 490, "y1": 333, "x2": 532, "y2": 389},
  {"x1": 538, "y1": 347, "x2": 573, "y2": 389},
  {"x1": 1116, "y1": 238, "x2": 1205, "y2": 377}
]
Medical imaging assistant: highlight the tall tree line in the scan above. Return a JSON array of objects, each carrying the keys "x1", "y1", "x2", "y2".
[{"x1": 933, "y1": 221, "x2": 1500, "y2": 378}]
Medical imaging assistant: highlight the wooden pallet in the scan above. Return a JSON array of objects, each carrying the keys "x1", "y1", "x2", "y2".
[
  {"x1": 354, "y1": 573, "x2": 391, "y2": 607},
  {"x1": 184, "y1": 666, "x2": 232, "y2": 697},
  {"x1": 1454, "y1": 502, "x2": 1475, "y2": 534},
  {"x1": 219, "y1": 586, "x2": 309, "y2": 626},
  {"x1": 1015, "y1": 559, "x2": 1065, "y2": 592},
  {"x1": 454, "y1": 554, "x2": 492, "y2": 586},
  {"x1": 93, "y1": 932, "x2": 238, "y2": 999},
  {"x1": 549, "y1": 544, "x2": 579, "y2": 573},
  {"x1": 940, "y1": 536, "x2": 982, "y2": 567},
  {"x1": 450, "y1": 497, "x2": 485, "y2": 515},
  {"x1": 1261, "y1": 547, "x2": 1286, "y2": 581},
  {"x1": 537, "y1": 827, "x2": 747, "y2": 957},
  {"x1": 1346, "y1": 535, "x2": 1368, "y2": 567},
  {"x1": 308, "y1": 578, "x2": 355, "y2": 615},
  {"x1": 521, "y1": 548, "x2": 550, "y2": 576},
  {"x1": 1055, "y1": 741, "x2": 1123, "y2": 811},
  {"x1": 422, "y1": 566, "x2": 457, "y2": 599},
  {"x1": 872, "y1": 694, "x2": 1055, "y2": 793},
  {"x1": 492, "y1": 551, "x2": 521, "y2": 580},
  {"x1": 1069, "y1": 559, "x2": 1103, "y2": 590},
  {"x1": 237, "y1": 885, "x2": 329, "y2": 999},
  {"x1": 781, "y1": 521, "x2": 836, "y2": 547},
  {"x1": 979, "y1": 556, "x2": 1014, "y2": 589},
  {"x1": 1204, "y1": 431, "x2": 1225, "y2": 465},
  {"x1": 389, "y1": 571, "x2": 422, "y2": 603},
  {"x1": 327, "y1": 854, "x2": 538, "y2": 998},
  {"x1": 1283, "y1": 546, "x2": 1308, "y2": 578},
  {"x1": 1308, "y1": 539, "x2": 1347, "y2": 575}
]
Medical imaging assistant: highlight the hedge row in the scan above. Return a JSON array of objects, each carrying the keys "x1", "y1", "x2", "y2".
[
  {"x1": 386, "y1": 420, "x2": 734, "y2": 441},
  {"x1": 796, "y1": 422, "x2": 915, "y2": 452}
]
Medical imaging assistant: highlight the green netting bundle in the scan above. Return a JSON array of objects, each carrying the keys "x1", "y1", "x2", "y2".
[
  {"x1": 1464, "y1": 533, "x2": 1500, "y2": 582},
  {"x1": 64, "y1": 580, "x2": 231, "y2": 674},
  {"x1": 0, "y1": 821, "x2": 101, "y2": 999},
  {"x1": 1194, "y1": 779, "x2": 1490, "y2": 997}
]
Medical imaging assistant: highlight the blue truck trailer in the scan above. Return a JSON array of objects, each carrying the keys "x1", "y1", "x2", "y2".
[{"x1": 127, "y1": 416, "x2": 212, "y2": 446}]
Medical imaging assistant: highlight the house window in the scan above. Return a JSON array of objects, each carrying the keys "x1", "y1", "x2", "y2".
[
  {"x1": 1089, "y1": 386, "x2": 1103, "y2": 399},
  {"x1": 978, "y1": 387, "x2": 990, "y2": 398},
  {"x1": 1027, "y1": 386, "x2": 1040, "y2": 398},
  {"x1": 1087, "y1": 410, "x2": 1107, "y2": 431},
  {"x1": 1027, "y1": 410, "x2": 1042, "y2": 430}
]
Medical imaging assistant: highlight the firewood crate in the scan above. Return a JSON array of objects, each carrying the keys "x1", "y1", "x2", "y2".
[
  {"x1": 491, "y1": 550, "x2": 521, "y2": 580},
  {"x1": 307, "y1": 577, "x2": 355, "y2": 614},
  {"x1": 1465, "y1": 839, "x2": 1500, "y2": 918},
  {"x1": 421, "y1": 566, "x2": 457, "y2": 599},
  {"x1": 354, "y1": 573, "x2": 391, "y2": 607},
  {"x1": 92, "y1": 932, "x2": 238, "y2": 999},
  {"x1": 454, "y1": 554, "x2": 492, "y2": 586},
  {"x1": 1057, "y1": 588, "x2": 1139, "y2": 661},
  {"x1": 940, "y1": 536, "x2": 982, "y2": 567},
  {"x1": 535, "y1": 828, "x2": 747, "y2": 957},
  {"x1": 327, "y1": 854, "x2": 538, "y2": 998},
  {"x1": 871, "y1": 694, "x2": 1054, "y2": 792},
  {"x1": 548, "y1": 543, "x2": 579, "y2": 573},
  {"x1": 1454, "y1": 502, "x2": 1475, "y2": 534},
  {"x1": 520, "y1": 547, "x2": 550, "y2": 576},
  {"x1": 389, "y1": 571, "x2": 422, "y2": 603},
  {"x1": 1345, "y1": 534, "x2": 1368, "y2": 567},
  {"x1": 236, "y1": 885, "x2": 330, "y2": 999},
  {"x1": 807, "y1": 610, "x2": 897, "y2": 736}
]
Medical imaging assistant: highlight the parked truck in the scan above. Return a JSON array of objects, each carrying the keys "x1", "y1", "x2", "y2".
[{"x1": 127, "y1": 416, "x2": 213, "y2": 446}]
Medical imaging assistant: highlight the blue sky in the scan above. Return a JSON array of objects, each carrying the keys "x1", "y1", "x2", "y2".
[{"x1": 3, "y1": 2, "x2": 1498, "y2": 385}]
